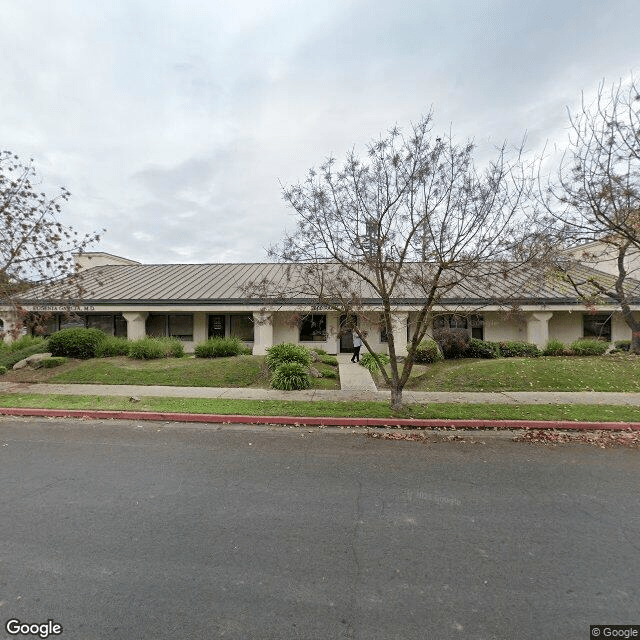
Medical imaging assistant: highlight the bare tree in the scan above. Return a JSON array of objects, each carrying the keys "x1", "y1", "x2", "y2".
[
  {"x1": 545, "y1": 79, "x2": 640, "y2": 352},
  {"x1": 0, "y1": 150, "x2": 101, "y2": 336},
  {"x1": 258, "y1": 113, "x2": 546, "y2": 409}
]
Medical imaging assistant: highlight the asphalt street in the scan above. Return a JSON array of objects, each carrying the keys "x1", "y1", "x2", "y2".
[{"x1": 0, "y1": 417, "x2": 638, "y2": 640}]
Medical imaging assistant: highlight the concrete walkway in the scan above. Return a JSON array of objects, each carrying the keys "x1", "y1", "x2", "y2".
[
  {"x1": 336, "y1": 354, "x2": 378, "y2": 392},
  {"x1": 0, "y1": 381, "x2": 639, "y2": 405}
]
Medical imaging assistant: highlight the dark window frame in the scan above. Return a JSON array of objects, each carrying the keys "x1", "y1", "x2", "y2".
[
  {"x1": 583, "y1": 313, "x2": 612, "y2": 341},
  {"x1": 299, "y1": 314, "x2": 327, "y2": 342}
]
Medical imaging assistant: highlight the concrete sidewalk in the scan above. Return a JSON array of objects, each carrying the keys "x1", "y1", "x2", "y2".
[{"x1": 1, "y1": 380, "x2": 640, "y2": 405}]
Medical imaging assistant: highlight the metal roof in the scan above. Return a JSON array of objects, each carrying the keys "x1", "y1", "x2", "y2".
[{"x1": 16, "y1": 261, "x2": 640, "y2": 306}]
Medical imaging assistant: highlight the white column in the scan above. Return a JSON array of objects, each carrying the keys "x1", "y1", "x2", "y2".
[
  {"x1": 391, "y1": 311, "x2": 409, "y2": 356},
  {"x1": 326, "y1": 312, "x2": 339, "y2": 355},
  {"x1": 252, "y1": 312, "x2": 273, "y2": 355},
  {"x1": 192, "y1": 312, "x2": 207, "y2": 345},
  {"x1": 526, "y1": 312, "x2": 553, "y2": 348},
  {"x1": 0, "y1": 311, "x2": 19, "y2": 344},
  {"x1": 122, "y1": 312, "x2": 149, "y2": 340}
]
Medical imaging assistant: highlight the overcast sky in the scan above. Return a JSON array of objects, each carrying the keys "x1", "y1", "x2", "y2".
[{"x1": 1, "y1": 0, "x2": 638, "y2": 264}]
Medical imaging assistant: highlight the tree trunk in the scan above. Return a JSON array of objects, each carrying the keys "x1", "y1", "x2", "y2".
[
  {"x1": 390, "y1": 385, "x2": 403, "y2": 411},
  {"x1": 632, "y1": 331, "x2": 640, "y2": 355}
]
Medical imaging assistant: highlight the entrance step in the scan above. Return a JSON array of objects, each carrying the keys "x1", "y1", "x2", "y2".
[{"x1": 336, "y1": 354, "x2": 378, "y2": 392}]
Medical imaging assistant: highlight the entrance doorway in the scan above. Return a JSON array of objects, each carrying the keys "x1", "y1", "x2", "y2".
[
  {"x1": 208, "y1": 315, "x2": 225, "y2": 339},
  {"x1": 339, "y1": 315, "x2": 357, "y2": 353}
]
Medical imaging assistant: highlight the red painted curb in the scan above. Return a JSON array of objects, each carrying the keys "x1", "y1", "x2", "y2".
[{"x1": 0, "y1": 407, "x2": 639, "y2": 430}]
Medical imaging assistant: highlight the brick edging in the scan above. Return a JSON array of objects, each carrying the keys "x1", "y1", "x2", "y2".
[{"x1": 0, "y1": 407, "x2": 639, "y2": 430}]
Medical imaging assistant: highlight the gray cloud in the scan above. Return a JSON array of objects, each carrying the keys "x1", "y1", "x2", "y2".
[{"x1": 0, "y1": 0, "x2": 638, "y2": 264}]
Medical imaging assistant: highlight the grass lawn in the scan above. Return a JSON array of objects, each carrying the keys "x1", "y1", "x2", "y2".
[
  {"x1": 2, "y1": 355, "x2": 341, "y2": 390},
  {"x1": 0, "y1": 393, "x2": 638, "y2": 423},
  {"x1": 377, "y1": 354, "x2": 640, "y2": 392}
]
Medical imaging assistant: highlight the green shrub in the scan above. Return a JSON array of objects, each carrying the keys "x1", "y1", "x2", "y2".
[
  {"x1": 434, "y1": 328, "x2": 470, "y2": 359},
  {"x1": 48, "y1": 328, "x2": 107, "y2": 359},
  {"x1": 9, "y1": 335, "x2": 48, "y2": 352},
  {"x1": 543, "y1": 339, "x2": 566, "y2": 356},
  {"x1": 360, "y1": 351, "x2": 391, "y2": 373},
  {"x1": 0, "y1": 341, "x2": 50, "y2": 369},
  {"x1": 0, "y1": 365, "x2": 6, "y2": 375},
  {"x1": 270, "y1": 361, "x2": 311, "y2": 390},
  {"x1": 498, "y1": 341, "x2": 541, "y2": 358},
  {"x1": 464, "y1": 338, "x2": 500, "y2": 359},
  {"x1": 614, "y1": 340, "x2": 631, "y2": 352},
  {"x1": 128, "y1": 337, "x2": 185, "y2": 359},
  {"x1": 322, "y1": 370, "x2": 338, "y2": 379},
  {"x1": 414, "y1": 340, "x2": 443, "y2": 364},
  {"x1": 569, "y1": 338, "x2": 609, "y2": 356},
  {"x1": 320, "y1": 354, "x2": 339, "y2": 366},
  {"x1": 95, "y1": 336, "x2": 131, "y2": 357},
  {"x1": 266, "y1": 343, "x2": 312, "y2": 370},
  {"x1": 40, "y1": 356, "x2": 68, "y2": 368},
  {"x1": 195, "y1": 337, "x2": 248, "y2": 358}
]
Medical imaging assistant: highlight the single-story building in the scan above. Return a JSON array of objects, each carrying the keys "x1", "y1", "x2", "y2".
[{"x1": 2, "y1": 250, "x2": 639, "y2": 354}]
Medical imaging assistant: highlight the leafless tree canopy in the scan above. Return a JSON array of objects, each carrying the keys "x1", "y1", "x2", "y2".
[
  {"x1": 0, "y1": 151, "x2": 101, "y2": 331},
  {"x1": 551, "y1": 79, "x2": 640, "y2": 246},
  {"x1": 264, "y1": 113, "x2": 547, "y2": 408},
  {"x1": 545, "y1": 79, "x2": 640, "y2": 352}
]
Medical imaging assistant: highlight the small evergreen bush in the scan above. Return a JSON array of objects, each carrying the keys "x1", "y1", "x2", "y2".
[
  {"x1": 95, "y1": 336, "x2": 131, "y2": 357},
  {"x1": 48, "y1": 328, "x2": 107, "y2": 359},
  {"x1": 320, "y1": 354, "x2": 339, "y2": 366},
  {"x1": 434, "y1": 328, "x2": 470, "y2": 359},
  {"x1": 414, "y1": 340, "x2": 443, "y2": 363},
  {"x1": 543, "y1": 339, "x2": 566, "y2": 356},
  {"x1": 614, "y1": 340, "x2": 631, "y2": 352},
  {"x1": 497, "y1": 341, "x2": 541, "y2": 358},
  {"x1": 195, "y1": 337, "x2": 248, "y2": 358},
  {"x1": 569, "y1": 339, "x2": 609, "y2": 356},
  {"x1": 40, "y1": 356, "x2": 68, "y2": 368},
  {"x1": 266, "y1": 343, "x2": 312, "y2": 370},
  {"x1": 464, "y1": 338, "x2": 500, "y2": 359},
  {"x1": 271, "y1": 361, "x2": 311, "y2": 390},
  {"x1": 0, "y1": 365, "x2": 6, "y2": 375},
  {"x1": 359, "y1": 351, "x2": 391, "y2": 373},
  {"x1": 322, "y1": 370, "x2": 338, "y2": 379}
]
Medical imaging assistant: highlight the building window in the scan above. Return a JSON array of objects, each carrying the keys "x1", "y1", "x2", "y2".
[
  {"x1": 230, "y1": 314, "x2": 254, "y2": 341},
  {"x1": 299, "y1": 314, "x2": 327, "y2": 341},
  {"x1": 146, "y1": 314, "x2": 194, "y2": 341},
  {"x1": 86, "y1": 314, "x2": 127, "y2": 337},
  {"x1": 433, "y1": 314, "x2": 484, "y2": 340},
  {"x1": 168, "y1": 314, "x2": 193, "y2": 341},
  {"x1": 583, "y1": 314, "x2": 612, "y2": 341}
]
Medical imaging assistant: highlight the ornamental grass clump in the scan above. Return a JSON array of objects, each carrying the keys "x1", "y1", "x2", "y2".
[
  {"x1": 569, "y1": 339, "x2": 609, "y2": 356},
  {"x1": 266, "y1": 343, "x2": 312, "y2": 370},
  {"x1": 543, "y1": 339, "x2": 566, "y2": 356},
  {"x1": 270, "y1": 361, "x2": 311, "y2": 390},
  {"x1": 497, "y1": 341, "x2": 541, "y2": 358},
  {"x1": 194, "y1": 337, "x2": 249, "y2": 358},
  {"x1": 128, "y1": 337, "x2": 185, "y2": 360},
  {"x1": 95, "y1": 336, "x2": 131, "y2": 357},
  {"x1": 48, "y1": 328, "x2": 107, "y2": 359},
  {"x1": 359, "y1": 351, "x2": 391, "y2": 373}
]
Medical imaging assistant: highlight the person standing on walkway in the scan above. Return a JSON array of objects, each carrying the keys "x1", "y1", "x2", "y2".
[{"x1": 351, "y1": 330, "x2": 362, "y2": 363}]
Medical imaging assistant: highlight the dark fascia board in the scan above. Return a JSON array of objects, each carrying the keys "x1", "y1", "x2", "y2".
[{"x1": 18, "y1": 296, "x2": 633, "y2": 307}]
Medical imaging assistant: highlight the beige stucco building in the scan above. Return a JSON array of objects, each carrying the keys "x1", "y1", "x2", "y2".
[{"x1": 2, "y1": 250, "x2": 638, "y2": 353}]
